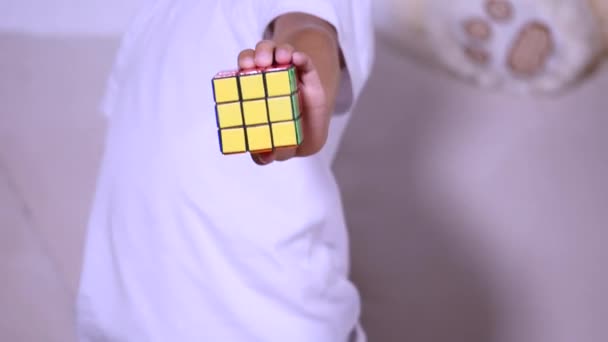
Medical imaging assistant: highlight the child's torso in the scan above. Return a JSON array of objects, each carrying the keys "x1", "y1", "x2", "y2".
[{"x1": 106, "y1": 0, "x2": 266, "y2": 120}]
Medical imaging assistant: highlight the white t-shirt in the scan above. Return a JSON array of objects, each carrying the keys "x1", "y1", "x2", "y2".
[
  {"x1": 78, "y1": 1, "x2": 374, "y2": 341},
  {"x1": 102, "y1": 0, "x2": 374, "y2": 121}
]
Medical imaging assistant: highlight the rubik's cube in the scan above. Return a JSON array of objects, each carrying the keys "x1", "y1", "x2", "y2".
[{"x1": 212, "y1": 65, "x2": 303, "y2": 155}]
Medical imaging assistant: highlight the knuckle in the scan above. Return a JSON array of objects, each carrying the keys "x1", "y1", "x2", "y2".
[
  {"x1": 256, "y1": 40, "x2": 275, "y2": 49},
  {"x1": 238, "y1": 49, "x2": 254, "y2": 60}
]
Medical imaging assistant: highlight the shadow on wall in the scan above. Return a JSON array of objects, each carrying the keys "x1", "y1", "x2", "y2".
[
  {"x1": 337, "y1": 35, "x2": 608, "y2": 342},
  {"x1": 335, "y1": 42, "x2": 500, "y2": 342}
]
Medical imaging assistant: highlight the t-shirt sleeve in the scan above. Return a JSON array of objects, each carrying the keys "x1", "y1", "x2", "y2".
[
  {"x1": 98, "y1": 2, "x2": 158, "y2": 118},
  {"x1": 256, "y1": 0, "x2": 375, "y2": 115}
]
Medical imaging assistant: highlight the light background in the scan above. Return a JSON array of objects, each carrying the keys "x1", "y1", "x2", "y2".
[
  {"x1": 0, "y1": 0, "x2": 142, "y2": 35},
  {"x1": 1, "y1": 1, "x2": 606, "y2": 341}
]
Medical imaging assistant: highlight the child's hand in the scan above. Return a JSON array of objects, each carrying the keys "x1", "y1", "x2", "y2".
[{"x1": 238, "y1": 40, "x2": 331, "y2": 165}]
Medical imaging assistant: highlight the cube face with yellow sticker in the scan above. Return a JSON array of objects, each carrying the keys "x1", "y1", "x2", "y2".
[
  {"x1": 212, "y1": 70, "x2": 240, "y2": 104},
  {"x1": 246, "y1": 125, "x2": 273, "y2": 152},
  {"x1": 218, "y1": 127, "x2": 247, "y2": 154},
  {"x1": 215, "y1": 102, "x2": 243, "y2": 128},
  {"x1": 265, "y1": 65, "x2": 298, "y2": 97},
  {"x1": 271, "y1": 118, "x2": 303, "y2": 148},
  {"x1": 212, "y1": 65, "x2": 302, "y2": 155},
  {"x1": 267, "y1": 93, "x2": 301, "y2": 122},
  {"x1": 242, "y1": 99, "x2": 269, "y2": 125},
  {"x1": 239, "y1": 70, "x2": 266, "y2": 100}
]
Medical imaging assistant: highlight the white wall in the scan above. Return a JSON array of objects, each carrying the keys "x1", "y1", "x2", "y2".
[
  {"x1": 1, "y1": 1, "x2": 606, "y2": 341},
  {"x1": 0, "y1": 0, "x2": 143, "y2": 35}
]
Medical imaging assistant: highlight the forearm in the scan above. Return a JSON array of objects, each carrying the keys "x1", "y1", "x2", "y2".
[
  {"x1": 590, "y1": 0, "x2": 608, "y2": 48},
  {"x1": 271, "y1": 13, "x2": 342, "y2": 112}
]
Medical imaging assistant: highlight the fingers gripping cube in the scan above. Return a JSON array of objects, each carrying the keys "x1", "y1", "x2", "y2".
[{"x1": 212, "y1": 65, "x2": 302, "y2": 155}]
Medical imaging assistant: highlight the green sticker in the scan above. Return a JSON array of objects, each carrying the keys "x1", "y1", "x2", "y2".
[
  {"x1": 295, "y1": 117, "x2": 303, "y2": 144},
  {"x1": 291, "y1": 93, "x2": 300, "y2": 119},
  {"x1": 288, "y1": 67, "x2": 297, "y2": 93}
]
